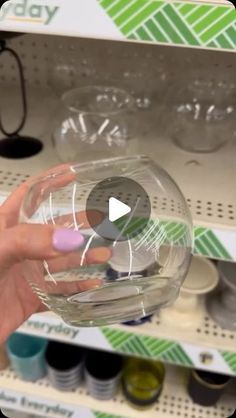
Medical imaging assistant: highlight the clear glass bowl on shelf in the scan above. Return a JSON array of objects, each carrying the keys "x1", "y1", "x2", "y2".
[
  {"x1": 52, "y1": 86, "x2": 137, "y2": 162},
  {"x1": 167, "y1": 79, "x2": 236, "y2": 153},
  {"x1": 19, "y1": 155, "x2": 192, "y2": 327}
]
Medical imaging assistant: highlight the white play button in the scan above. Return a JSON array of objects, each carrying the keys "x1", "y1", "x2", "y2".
[{"x1": 109, "y1": 197, "x2": 131, "y2": 222}]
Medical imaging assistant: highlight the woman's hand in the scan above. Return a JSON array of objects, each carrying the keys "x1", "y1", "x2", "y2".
[{"x1": 0, "y1": 165, "x2": 110, "y2": 343}]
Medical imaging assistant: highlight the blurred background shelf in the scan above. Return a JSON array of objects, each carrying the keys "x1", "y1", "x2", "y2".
[
  {"x1": 0, "y1": 0, "x2": 235, "y2": 52},
  {"x1": 0, "y1": 366, "x2": 235, "y2": 418}
]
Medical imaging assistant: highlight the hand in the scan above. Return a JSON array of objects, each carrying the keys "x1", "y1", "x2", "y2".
[{"x1": 0, "y1": 165, "x2": 110, "y2": 343}]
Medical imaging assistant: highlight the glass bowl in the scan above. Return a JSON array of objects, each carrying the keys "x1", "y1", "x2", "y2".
[
  {"x1": 53, "y1": 86, "x2": 136, "y2": 162},
  {"x1": 20, "y1": 155, "x2": 192, "y2": 327},
  {"x1": 167, "y1": 79, "x2": 236, "y2": 153}
]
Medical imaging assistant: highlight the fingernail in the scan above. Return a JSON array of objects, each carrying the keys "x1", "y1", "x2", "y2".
[
  {"x1": 87, "y1": 247, "x2": 112, "y2": 264},
  {"x1": 53, "y1": 229, "x2": 84, "y2": 252}
]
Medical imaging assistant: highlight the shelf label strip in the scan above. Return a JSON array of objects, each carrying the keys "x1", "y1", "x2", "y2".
[
  {"x1": 0, "y1": 389, "x2": 94, "y2": 418},
  {"x1": 19, "y1": 314, "x2": 236, "y2": 375},
  {"x1": 0, "y1": 387, "x2": 128, "y2": 418},
  {"x1": 0, "y1": 0, "x2": 235, "y2": 51}
]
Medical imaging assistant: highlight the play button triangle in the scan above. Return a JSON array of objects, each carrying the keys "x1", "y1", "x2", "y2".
[{"x1": 109, "y1": 197, "x2": 131, "y2": 222}]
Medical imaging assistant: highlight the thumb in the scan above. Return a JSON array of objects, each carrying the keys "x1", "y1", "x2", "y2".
[{"x1": 0, "y1": 225, "x2": 84, "y2": 273}]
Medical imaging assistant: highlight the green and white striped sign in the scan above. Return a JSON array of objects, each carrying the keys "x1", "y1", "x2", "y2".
[
  {"x1": 102, "y1": 328, "x2": 193, "y2": 366},
  {"x1": 102, "y1": 327, "x2": 236, "y2": 375},
  {"x1": 99, "y1": 0, "x2": 236, "y2": 50},
  {"x1": 0, "y1": 1, "x2": 235, "y2": 51},
  {"x1": 193, "y1": 227, "x2": 233, "y2": 260},
  {"x1": 222, "y1": 351, "x2": 236, "y2": 373}
]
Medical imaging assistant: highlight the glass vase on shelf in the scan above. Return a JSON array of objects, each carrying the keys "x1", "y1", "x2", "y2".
[
  {"x1": 166, "y1": 77, "x2": 236, "y2": 153},
  {"x1": 52, "y1": 86, "x2": 138, "y2": 162}
]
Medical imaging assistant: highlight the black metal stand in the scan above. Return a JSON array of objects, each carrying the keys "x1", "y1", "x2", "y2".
[
  {"x1": 0, "y1": 410, "x2": 8, "y2": 417},
  {"x1": 0, "y1": 39, "x2": 43, "y2": 159}
]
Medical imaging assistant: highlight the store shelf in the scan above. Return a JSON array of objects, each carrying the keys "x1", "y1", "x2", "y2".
[
  {"x1": 0, "y1": 86, "x2": 235, "y2": 262},
  {"x1": 0, "y1": 0, "x2": 235, "y2": 52},
  {"x1": 0, "y1": 367, "x2": 235, "y2": 418},
  {"x1": 18, "y1": 303, "x2": 236, "y2": 376}
]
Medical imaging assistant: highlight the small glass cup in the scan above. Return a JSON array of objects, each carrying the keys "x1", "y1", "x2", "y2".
[
  {"x1": 122, "y1": 358, "x2": 165, "y2": 409},
  {"x1": 168, "y1": 79, "x2": 236, "y2": 153},
  {"x1": 7, "y1": 334, "x2": 47, "y2": 382},
  {"x1": 53, "y1": 86, "x2": 136, "y2": 162},
  {"x1": 85, "y1": 349, "x2": 122, "y2": 400},
  {"x1": 188, "y1": 369, "x2": 231, "y2": 407},
  {"x1": 46, "y1": 341, "x2": 84, "y2": 391}
]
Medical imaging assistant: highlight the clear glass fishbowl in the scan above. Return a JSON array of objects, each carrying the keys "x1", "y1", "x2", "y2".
[
  {"x1": 20, "y1": 156, "x2": 192, "y2": 327},
  {"x1": 168, "y1": 79, "x2": 236, "y2": 153},
  {"x1": 53, "y1": 86, "x2": 136, "y2": 162}
]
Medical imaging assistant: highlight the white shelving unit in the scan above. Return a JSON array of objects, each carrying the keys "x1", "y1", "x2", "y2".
[
  {"x1": 0, "y1": 6, "x2": 235, "y2": 416},
  {"x1": 0, "y1": 366, "x2": 235, "y2": 418},
  {"x1": 0, "y1": 56, "x2": 235, "y2": 376}
]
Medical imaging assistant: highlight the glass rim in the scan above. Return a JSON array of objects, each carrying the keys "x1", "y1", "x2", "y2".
[
  {"x1": 61, "y1": 85, "x2": 136, "y2": 115},
  {"x1": 27, "y1": 155, "x2": 151, "y2": 186}
]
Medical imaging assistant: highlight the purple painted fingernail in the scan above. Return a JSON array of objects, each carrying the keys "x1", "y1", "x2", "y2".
[{"x1": 53, "y1": 229, "x2": 84, "y2": 252}]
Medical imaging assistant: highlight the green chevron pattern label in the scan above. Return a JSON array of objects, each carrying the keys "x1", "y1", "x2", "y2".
[
  {"x1": 221, "y1": 352, "x2": 236, "y2": 373},
  {"x1": 99, "y1": 0, "x2": 236, "y2": 51},
  {"x1": 102, "y1": 328, "x2": 193, "y2": 366},
  {"x1": 193, "y1": 227, "x2": 232, "y2": 260}
]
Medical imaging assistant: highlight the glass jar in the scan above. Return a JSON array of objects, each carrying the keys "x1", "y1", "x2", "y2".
[
  {"x1": 122, "y1": 358, "x2": 165, "y2": 409},
  {"x1": 20, "y1": 155, "x2": 192, "y2": 327},
  {"x1": 168, "y1": 79, "x2": 236, "y2": 153},
  {"x1": 53, "y1": 86, "x2": 137, "y2": 162}
]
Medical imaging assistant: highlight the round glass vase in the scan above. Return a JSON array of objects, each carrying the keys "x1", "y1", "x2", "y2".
[
  {"x1": 53, "y1": 86, "x2": 137, "y2": 162},
  {"x1": 19, "y1": 155, "x2": 192, "y2": 327},
  {"x1": 167, "y1": 79, "x2": 236, "y2": 153}
]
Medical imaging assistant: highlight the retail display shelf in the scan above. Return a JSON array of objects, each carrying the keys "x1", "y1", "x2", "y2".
[
  {"x1": 18, "y1": 305, "x2": 236, "y2": 376},
  {"x1": 0, "y1": 86, "x2": 236, "y2": 262},
  {"x1": 0, "y1": 367, "x2": 235, "y2": 418},
  {"x1": 0, "y1": 0, "x2": 235, "y2": 52}
]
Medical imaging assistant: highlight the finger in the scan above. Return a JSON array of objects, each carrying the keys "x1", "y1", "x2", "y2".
[
  {"x1": 0, "y1": 164, "x2": 74, "y2": 224},
  {"x1": 44, "y1": 278, "x2": 103, "y2": 296},
  {"x1": 50, "y1": 210, "x2": 105, "y2": 229},
  {"x1": 26, "y1": 259, "x2": 104, "y2": 297},
  {"x1": 24, "y1": 170, "x2": 76, "y2": 220},
  {"x1": 0, "y1": 225, "x2": 85, "y2": 273},
  {"x1": 47, "y1": 247, "x2": 111, "y2": 273}
]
